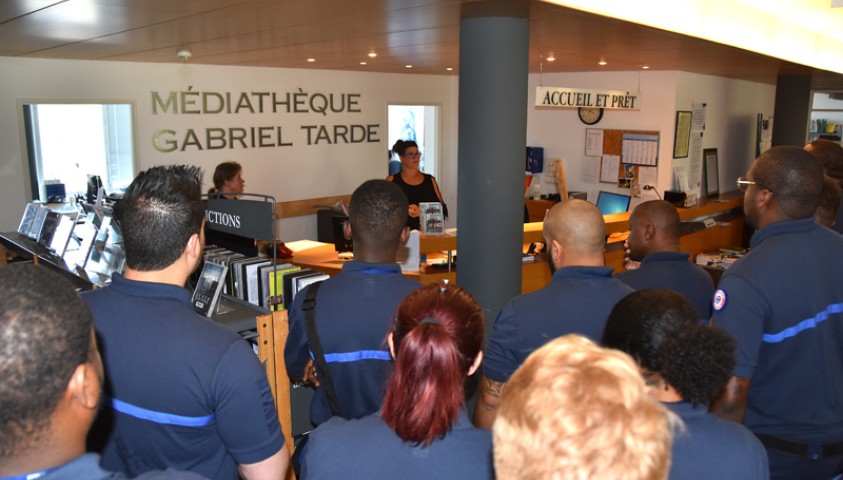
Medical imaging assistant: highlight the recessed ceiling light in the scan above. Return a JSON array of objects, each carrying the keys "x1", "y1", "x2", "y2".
[
  {"x1": 446, "y1": 67, "x2": 453, "y2": 71},
  {"x1": 641, "y1": 65, "x2": 650, "y2": 69},
  {"x1": 405, "y1": 65, "x2": 413, "y2": 69},
  {"x1": 598, "y1": 58, "x2": 608, "y2": 66},
  {"x1": 360, "y1": 61, "x2": 368, "y2": 65},
  {"x1": 368, "y1": 51, "x2": 377, "y2": 58},
  {"x1": 307, "y1": 58, "x2": 316, "y2": 63},
  {"x1": 546, "y1": 53, "x2": 556, "y2": 62}
]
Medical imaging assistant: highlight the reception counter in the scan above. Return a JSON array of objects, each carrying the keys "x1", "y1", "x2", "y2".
[{"x1": 289, "y1": 191, "x2": 746, "y2": 295}]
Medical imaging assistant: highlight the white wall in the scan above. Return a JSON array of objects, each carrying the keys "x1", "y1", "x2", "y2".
[
  {"x1": 0, "y1": 57, "x2": 459, "y2": 240},
  {"x1": 0, "y1": 57, "x2": 776, "y2": 241},
  {"x1": 527, "y1": 70, "x2": 679, "y2": 205},
  {"x1": 674, "y1": 71, "x2": 776, "y2": 198},
  {"x1": 527, "y1": 70, "x2": 775, "y2": 207}
]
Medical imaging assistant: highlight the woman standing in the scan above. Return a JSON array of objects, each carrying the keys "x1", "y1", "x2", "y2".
[
  {"x1": 208, "y1": 161, "x2": 245, "y2": 199},
  {"x1": 301, "y1": 282, "x2": 492, "y2": 480},
  {"x1": 387, "y1": 140, "x2": 447, "y2": 230}
]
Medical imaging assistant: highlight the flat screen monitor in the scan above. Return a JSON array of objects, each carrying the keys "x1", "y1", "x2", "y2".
[
  {"x1": 86, "y1": 175, "x2": 103, "y2": 203},
  {"x1": 596, "y1": 191, "x2": 631, "y2": 215}
]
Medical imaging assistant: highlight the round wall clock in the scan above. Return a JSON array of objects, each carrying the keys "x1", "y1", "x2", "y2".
[{"x1": 578, "y1": 107, "x2": 604, "y2": 125}]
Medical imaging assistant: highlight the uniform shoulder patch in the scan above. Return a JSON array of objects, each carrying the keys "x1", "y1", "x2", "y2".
[{"x1": 713, "y1": 289, "x2": 727, "y2": 312}]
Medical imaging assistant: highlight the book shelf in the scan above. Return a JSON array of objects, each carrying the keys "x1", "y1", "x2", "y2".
[{"x1": 201, "y1": 194, "x2": 295, "y2": 459}]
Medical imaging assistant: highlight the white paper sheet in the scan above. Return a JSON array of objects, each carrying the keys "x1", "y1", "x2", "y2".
[
  {"x1": 583, "y1": 156, "x2": 601, "y2": 183},
  {"x1": 600, "y1": 155, "x2": 621, "y2": 183}
]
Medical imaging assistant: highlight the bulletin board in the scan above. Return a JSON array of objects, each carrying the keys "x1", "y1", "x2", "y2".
[{"x1": 593, "y1": 129, "x2": 660, "y2": 185}]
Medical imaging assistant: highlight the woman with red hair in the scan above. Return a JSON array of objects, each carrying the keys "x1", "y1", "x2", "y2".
[{"x1": 301, "y1": 281, "x2": 492, "y2": 479}]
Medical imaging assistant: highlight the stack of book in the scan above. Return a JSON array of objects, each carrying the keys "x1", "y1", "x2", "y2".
[
  {"x1": 194, "y1": 248, "x2": 329, "y2": 316},
  {"x1": 694, "y1": 247, "x2": 747, "y2": 270}
]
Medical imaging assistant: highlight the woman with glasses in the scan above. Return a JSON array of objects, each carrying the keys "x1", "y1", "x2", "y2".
[
  {"x1": 387, "y1": 139, "x2": 448, "y2": 230},
  {"x1": 300, "y1": 282, "x2": 493, "y2": 479}
]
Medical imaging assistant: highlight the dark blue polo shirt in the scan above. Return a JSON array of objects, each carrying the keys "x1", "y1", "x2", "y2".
[
  {"x1": 83, "y1": 274, "x2": 284, "y2": 480},
  {"x1": 712, "y1": 217, "x2": 843, "y2": 443},
  {"x1": 667, "y1": 402, "x2": 768, "y2": 480},
  {"x1": 615, "y1": 251, "x2": 715, "y2": 319},
  {"x1": 285, "y1": 261, "x2": 421, "y2": 426},
  {"x1": 301, "y1": 409, "x2": 492, "y2": 480},
  {"x1": 484, "y1": 266, "x2": 634, "y2": 383}
]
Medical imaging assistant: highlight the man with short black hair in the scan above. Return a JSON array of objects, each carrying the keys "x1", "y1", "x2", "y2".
[
  {"x1": 616, "y1": 199, "x2": 715, "y2": 319},
  {"x1": 474, "y1": 199, "x2": 634, "y2": 429},
  {"x1": 712, "y1": 146, "x2": 843, "y2": 479},
  {"x1": 85, "y1": 165, "x2": 288, "y2": 479},
  {"x1": 285, "y1": 179, "x2": 421, "y2": 426},
  {"x1": 0, "y1": 263, "x2": 202, "y2": 479}
]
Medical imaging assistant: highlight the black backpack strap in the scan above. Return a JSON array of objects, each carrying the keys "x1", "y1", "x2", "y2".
[{"x1": 301, "y1": 280, "x2": 341, "y2": 417}]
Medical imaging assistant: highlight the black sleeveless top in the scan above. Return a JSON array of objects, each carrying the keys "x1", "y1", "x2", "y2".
[{"x1": 390, "y1": 173, "x2": 448, "y2": 230}]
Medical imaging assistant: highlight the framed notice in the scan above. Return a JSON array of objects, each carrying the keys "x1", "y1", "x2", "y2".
[
  {"x1": 703, "y1": 148, "x2": 720, "y2": 197},
  {"x1": 673, "y1": 111, "x2": 692, "y2": 158}
]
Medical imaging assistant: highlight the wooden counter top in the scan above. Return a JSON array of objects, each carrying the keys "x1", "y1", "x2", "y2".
[{"x1": 289, "y1": 191, "x2": 746, "y2": 295}]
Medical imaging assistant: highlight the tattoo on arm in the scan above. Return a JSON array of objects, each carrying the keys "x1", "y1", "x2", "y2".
[{"x1": 478, "y1": 378, "x2": 504, "y2": 411}]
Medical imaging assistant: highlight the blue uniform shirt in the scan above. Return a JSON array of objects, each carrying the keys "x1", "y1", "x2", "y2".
[
  {"x1": 615, "y1": 251, "x2": 715, "y2": 320},
  {"x1": 712, "y1": 217, "x2": 843, "y2": 443},
  {"x1": 484, "y1": 266, "x2": 634, "y2": 383},
  {"x1": 301, "y1": 409, "x2": 492, "y2": 480},
  {"x1": 667, "y1": 402, "x2": 768, "y2": 480},
  {"x1": 83, "y1": 274, "x2": 284, "y2": 480},
  {"x1": 285, "y1": 261, "x2": 421, "y2": 426}
]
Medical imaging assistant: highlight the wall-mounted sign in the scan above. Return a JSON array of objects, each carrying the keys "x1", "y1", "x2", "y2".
[
  {"x1": 150, "y1": 88, "x2": 380, "y2": 152},
  {"x1": 536, "y1": 87, "x2": 640, "y2": 110}
]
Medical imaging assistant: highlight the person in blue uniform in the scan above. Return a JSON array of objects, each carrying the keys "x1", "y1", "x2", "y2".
[
  {"x1": 805, "y1": 139, "x2": 843, "y2": 234},
  {"x1": 84, "y1": 166, "x2": 288, "y2": 480},
  {"x1": 616, "y1": 199, "x2": 715, "y2": 319},
  {"x1": 285, "y1": 179, "x2": 421, "y2": 426},
  {"x1": 494, "y1": 334, "x2": 674, "y2": 480},
  {"x1": 603, "y1": 289, "x2": 769, "y2": 480},
  {"x1": 711, "y1": 146, "x2": 843, "y2": 479},
  {"x1": 387, "y1": 139, "x2": 447, "y2": 230},
  {"x1": 0, "y1": 264, "x2": 205, "y2": 480},
  {"x1": 301, "y1": 282, "x2": 492, "y2": 480},
  {"x1": 473, "y1": 199, "x2": 634, "y2": 429}
]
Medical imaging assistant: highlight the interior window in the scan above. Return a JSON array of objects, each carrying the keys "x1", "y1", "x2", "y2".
[
  {"x1": 22, "y1": 103, "x2": 136, "y2": 202},
  {"x1": 388, "y1": 104, "x2": 439, "y2": 179}
]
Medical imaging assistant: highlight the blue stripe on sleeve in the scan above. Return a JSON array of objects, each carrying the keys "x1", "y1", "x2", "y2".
[
  {"x1": 311, "y1": 350, "x2": 391, "y2": 363},
  {"x1": 763, "y1": 302, "x2": 843, "y2": 344},
  {"x1": 105, "y1": 396, "x2": 215, "y2": 427}
]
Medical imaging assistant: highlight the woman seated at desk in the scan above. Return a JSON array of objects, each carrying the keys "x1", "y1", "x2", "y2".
[
  {"x1": 208, "y1": 161, "x2": 245, "y2": 199},
  {"x1": 387, "y1": 140, "x2": 448, "y2": 230}
]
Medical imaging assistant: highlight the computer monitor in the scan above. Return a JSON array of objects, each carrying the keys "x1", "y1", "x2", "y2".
[
  {"x1": 86, "y1": 175, "x2": 103, "y2": 203},
  {"x1": 596, "y1": 191, "x2": 631, "y2": 215}
]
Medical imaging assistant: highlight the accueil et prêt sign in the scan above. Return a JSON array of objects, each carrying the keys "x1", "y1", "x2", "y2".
[{"x1": 536, "y1": 87, "x2": 640, "y2": 110}]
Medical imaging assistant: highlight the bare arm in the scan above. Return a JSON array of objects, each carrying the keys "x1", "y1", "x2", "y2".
[
  {"x1": 710, "y1": 376, "x2": 751, "y2": 423},
  {"x1": 238, "y1": 444, "x2": 290, "y2": 480},
  {"x1": 473, "y1": 375, "x2": 505, "y2": 429}
]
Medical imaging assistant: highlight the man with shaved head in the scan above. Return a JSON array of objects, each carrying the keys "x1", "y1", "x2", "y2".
[
  {"x1": 711, "y1": 146, "x2": 843, "y2": 479},
  {"x1": 474, "y1": 199, "x2": 633, "y2": 429},
  {"x1": 616, "y1": 200, "x2": 714, "y2": 319}
]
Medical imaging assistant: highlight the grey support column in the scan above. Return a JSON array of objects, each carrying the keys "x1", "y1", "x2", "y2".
[
  {"x1": 457, "y1": 2, "x2": 529, "y2": 335},
  {"x1": 772, "y1": 74, "x2": 812, "y2": 148}
]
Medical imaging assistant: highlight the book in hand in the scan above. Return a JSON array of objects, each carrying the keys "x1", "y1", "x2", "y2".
[
  {"x1": 192, "y1": 261, "x2": 228, "y2": 317},
  {"x1": 419, "y1": 202, "x2": 445, "y2": 236}
]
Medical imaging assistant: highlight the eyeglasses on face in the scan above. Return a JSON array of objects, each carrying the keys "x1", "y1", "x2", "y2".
[
  {"x1": 404, "y1": 152, "x2": 422, "y2": 159},
  {"x1": 736, "y1": 177, "x2": 770, "y2": 194}
]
